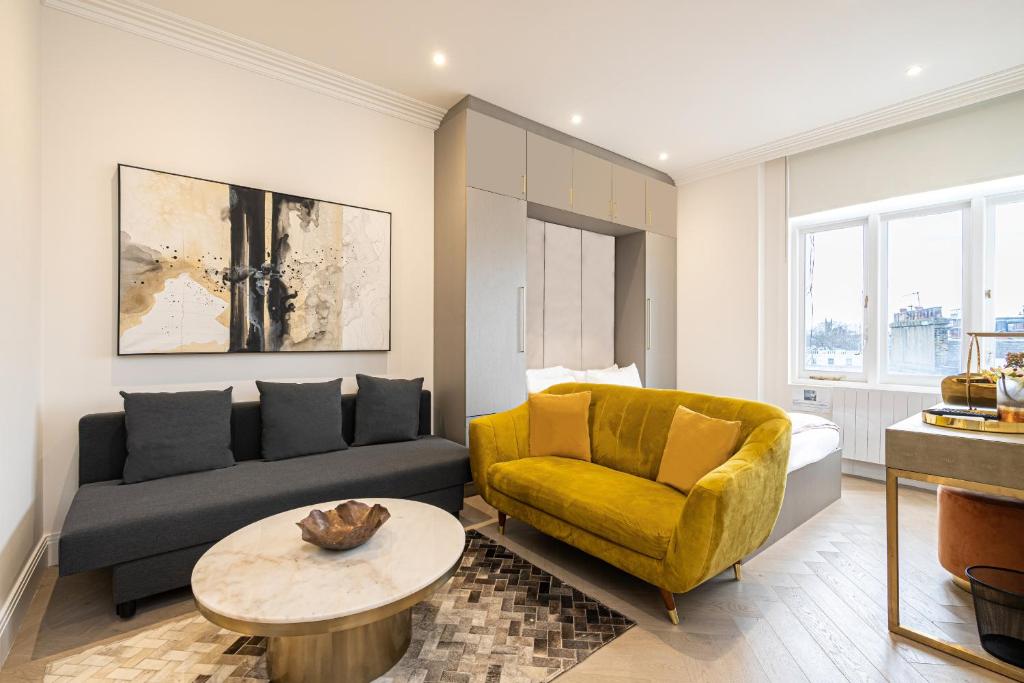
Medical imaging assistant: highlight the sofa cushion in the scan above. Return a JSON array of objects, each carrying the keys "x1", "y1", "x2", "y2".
[
  {"x1": 59, "y1": 436, "x2": 470, "y2": 575},
  {"x1": 656, "y1": 406, "x2": 741, "y2": 494},
  {"x1": 353, "y1": 375, "x2": 424, "y2": 446},
  {"x1": 528, "y1": 391, "x2": 592, "y2": 461},
  {"x1": 256, "y1": 379, "x2": 347, "y2": 460},
  {"x1": 120, "y1": 388, "x2": 235, "y2": 484},
  {"x1": 488, "y1": 456, "x2": 685, "y2": 559}
]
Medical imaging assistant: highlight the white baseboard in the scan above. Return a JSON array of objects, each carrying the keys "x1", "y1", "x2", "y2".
[
  {"x1": 46, "y1": 533, "x2": 60, "y2": 567},
  {"x1": 0, "y1": 533, "x2": 54, "y2": 668}
]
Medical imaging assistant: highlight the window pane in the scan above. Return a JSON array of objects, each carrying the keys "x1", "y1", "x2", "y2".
[
  {"x1": 886, "y1": 209, "x2": 963, "y2": 376},
  {"x1": 992, "y1": 199, "x2": 1024, "y2": 363},
  {"x1": 804, "y1": 226, "x2": 863, "y2": 373}
]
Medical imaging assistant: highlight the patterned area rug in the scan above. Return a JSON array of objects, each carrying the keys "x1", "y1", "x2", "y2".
[{"x1": 43, "y1": 531, "x2": 634, "y2": 682}]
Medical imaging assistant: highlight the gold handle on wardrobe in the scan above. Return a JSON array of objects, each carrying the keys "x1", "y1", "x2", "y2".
[{"x1": 521, "y1": 175, "x2": 527, "y2": 196}]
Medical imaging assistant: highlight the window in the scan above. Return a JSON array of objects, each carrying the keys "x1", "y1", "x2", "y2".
[
  {"x1": 989, "y1": 196, "x2": 1024, "y2": 364},
  {"x1": 791, "y1": 175, "x2": 1024, "y2": 387},
  {"x1": 883, "y1": 207, "x2": 964, "y2": 379},
  {"x1": 801, "y1": 224, "x2": 864, "y2": 377}
]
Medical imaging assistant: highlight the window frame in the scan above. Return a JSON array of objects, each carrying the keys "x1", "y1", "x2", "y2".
[
  {"x1": 984, "y1": 191, "x2": 1024, "y2": 337},
  {"x1": 877, "y1": 201, "x2": 970, "y2": 387},
  {"x1": 793, "y1": 218, "x2": 869, "y2": 383},
  {"x1": 789, "y1": 177, "x2": 1024, "y2": 390}
]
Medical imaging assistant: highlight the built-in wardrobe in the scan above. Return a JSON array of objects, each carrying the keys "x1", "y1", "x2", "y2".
[{"x1": 434, "y1": 96, "x2": 677, "y2": 443}]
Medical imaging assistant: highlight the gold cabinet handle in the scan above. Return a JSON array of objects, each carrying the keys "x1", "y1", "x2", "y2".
[{"x1": 521, "y1": 175, "x2": 527, "y2": 196}]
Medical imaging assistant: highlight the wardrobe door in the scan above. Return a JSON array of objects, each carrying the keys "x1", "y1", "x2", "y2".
[
  {"x1": 582, "y1": 231, "x2": 615, "y2": 369},
  {"x1": 527, "y1": 133, "x2": 573, "y2": 211},
  {"x1": 612, "y1": 165, "x2": 646, "y2": 229},
  {"x1": 465, "y1": 188, "x2": 527, "y2": 416},
  {"x1": 645, "y1": 232, "x2": 677, "y2": 389},
  {"x1": 646, "y1": 178, "x2": 677, "y2": 237},
  {"x1": 543, "y1": 223, "x2": 582, "y2": 369},
  {"x1": 572, "y1": 150, "x2": 613, "y2": 220},
  {"x1": 466, "y1": 110, "x2": 526, "y2": 199},
  {"x1": 526, "y1": 218, "x2": 546, "y2": 369}
]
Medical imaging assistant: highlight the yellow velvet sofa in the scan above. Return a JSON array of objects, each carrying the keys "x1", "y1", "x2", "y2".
[{"x1": 469, "y1": 383, "x2": 791, "y2": 623}]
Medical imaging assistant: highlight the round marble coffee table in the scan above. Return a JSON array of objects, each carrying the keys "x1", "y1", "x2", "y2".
[{"x1": 191, "y1": 498, "x2": 465, "y2": 683}]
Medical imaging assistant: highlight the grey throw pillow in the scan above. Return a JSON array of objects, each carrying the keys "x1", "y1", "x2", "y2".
[
  {"x1": 120, "y1": 388, "x2": 235, "y2": 484},
  {"x1": 256, "y1": 379, "x2": 347, "y2": 460},
  {"x1": 353, "y1": 375, "x2": 424, "y2": 446}
]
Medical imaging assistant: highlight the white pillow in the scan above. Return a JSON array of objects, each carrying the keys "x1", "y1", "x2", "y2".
[
  {"x1": 569, "y1": 364, "x2": 616, "y2": 382},
  {"x1": 526, "y1": 366, "x2": 576, "y2": 394},
  {"x1": 585, "y1": 363, "x2": 643, "y2": 388}
]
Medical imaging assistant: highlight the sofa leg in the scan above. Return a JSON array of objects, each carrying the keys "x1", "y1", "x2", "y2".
[
  {"x1": 658, "y1": 588, "x2": 679, "y2": 625},
  {"x1": 116, "y1": 600, "x2": 137, "y2": 619},
  {"x1": 733, "y1": 562, "x2": 743, "y2": 581},
  {"x1": 497, "y1": 511, "x2": 507, "y2": 534}
]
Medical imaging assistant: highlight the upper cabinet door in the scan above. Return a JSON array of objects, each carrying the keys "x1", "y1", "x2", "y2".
[
  {"x1": 612, "y1": 166, "x2": 646, "y2": 229},
  {"x1": 646, "y1": 178, "x2": 677, "y2": 237},
  {"x1": 571, "y1": 149, "x2": 612, "y2": 220},
  {"x1": 526, "y1": 133, "x2": 572, "y2": 211},
  {"x1": 466, "y1": 110, "x2": 526, "y2": 199}
]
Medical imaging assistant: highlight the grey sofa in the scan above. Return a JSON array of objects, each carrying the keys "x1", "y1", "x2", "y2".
[{"x1": 59, "y1": 391, "x2": 470, "y2": 618}]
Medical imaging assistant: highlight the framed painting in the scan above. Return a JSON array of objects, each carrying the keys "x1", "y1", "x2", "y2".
[{"x1": 117, "y1": 165, "x2": 390, "y2": 354}]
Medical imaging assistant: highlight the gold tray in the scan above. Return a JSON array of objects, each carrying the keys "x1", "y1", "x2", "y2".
[{"x1": 922, "y1": 408, "x2": 1024, "y2": 434}]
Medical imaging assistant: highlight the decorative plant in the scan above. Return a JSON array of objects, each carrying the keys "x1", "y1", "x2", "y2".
[{"x1": 983, "y1": 352, "x2": 1024, "y2": 386}]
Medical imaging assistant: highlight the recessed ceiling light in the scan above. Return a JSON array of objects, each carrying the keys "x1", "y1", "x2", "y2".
[
  {"x1": 432, "y1": 51, "x2": 447, "y2": 67},
  {"x1": 658, "y1": 152, "x2": 669, "y2": 161},
  {"x1": 905, "y1": 64, "x2": 923, "y2": 77},
  {"x1": 570, "y1": 114, "x2": 582, "y2": 125}
]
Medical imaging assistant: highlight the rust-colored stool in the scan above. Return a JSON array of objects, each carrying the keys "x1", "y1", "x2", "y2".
[{"x1": 937, "y1": 486, "x2": 1024, "y2": 590}]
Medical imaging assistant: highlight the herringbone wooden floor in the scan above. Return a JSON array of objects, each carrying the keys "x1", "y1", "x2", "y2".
[{"x1": 1, "y1": 476, "x2": 1014, "y2": 682}]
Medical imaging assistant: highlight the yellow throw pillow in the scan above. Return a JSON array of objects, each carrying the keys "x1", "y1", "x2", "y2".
[
  {"x1": 528, "y1": 391, "x2": 592, "y2": 461},
  {"x1": 656, "y1": 406, "x2": 742, "y2": 494}
]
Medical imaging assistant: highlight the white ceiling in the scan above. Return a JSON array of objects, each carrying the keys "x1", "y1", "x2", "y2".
[{"x1": 139, "y1": 0, "x2": 1024, "y2": 181}]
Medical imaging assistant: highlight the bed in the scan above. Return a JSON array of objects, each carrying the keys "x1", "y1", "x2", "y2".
[{"x1": 746, "y1": 412, "x2": 842, "y2": 558}]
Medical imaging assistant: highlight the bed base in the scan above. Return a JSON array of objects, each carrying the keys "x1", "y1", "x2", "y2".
[{"x1": 745, "y1": 448, "x2": 842, "y2": 560}]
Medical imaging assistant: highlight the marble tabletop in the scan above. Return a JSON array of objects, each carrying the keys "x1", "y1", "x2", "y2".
[{"x1": 191, "y1": 498, "x2": 465, "y2": 629}]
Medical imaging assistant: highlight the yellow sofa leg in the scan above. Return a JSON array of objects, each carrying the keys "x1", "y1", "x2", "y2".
[
  {"x1": 733, "y1": 562, "x2": 742, "y2": 581},
  {"x1": 497, "y1": 511, "x2": 507, "y2": 535},
  {"x1": 658, "y1": 588, "x2": 679, "y2": 625}
]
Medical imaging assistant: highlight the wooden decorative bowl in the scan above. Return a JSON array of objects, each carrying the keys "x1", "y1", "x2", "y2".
[{"x1": 296, "y1": 501, "x2": 391, "y2": 550}]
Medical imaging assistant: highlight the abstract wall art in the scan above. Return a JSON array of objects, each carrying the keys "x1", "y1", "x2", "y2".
[{"x1": 118, "y1": 165, "x2": 390, "y2": 354}]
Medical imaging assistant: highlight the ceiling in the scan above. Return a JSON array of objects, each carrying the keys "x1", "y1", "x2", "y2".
[{"x1": 138, "y1": 0, "x2": 1024, "y2": 181}]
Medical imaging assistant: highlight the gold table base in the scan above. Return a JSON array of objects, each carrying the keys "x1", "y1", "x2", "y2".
[
  {"x1": 267, "y1": 608, "x2": 412, "y2": 683},
  {"x1": 887, "y1": 467, "x2": 1024, "y2": 682}
]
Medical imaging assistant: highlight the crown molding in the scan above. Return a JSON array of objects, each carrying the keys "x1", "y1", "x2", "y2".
[
  {"x1": 676, "y1": 64, "x2": 1024, "y2": 185},
  {"x1": 42, "y1": 0, "x2": 447, "y2": 129}
]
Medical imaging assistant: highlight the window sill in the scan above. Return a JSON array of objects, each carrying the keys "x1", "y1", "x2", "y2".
[{"x1": 791, "y1": 377, "x2": 941, "y2": 395}]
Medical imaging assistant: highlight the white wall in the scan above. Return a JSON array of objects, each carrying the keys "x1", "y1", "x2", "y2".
[
  {"x1": 676, "y1": 165, "x2": 762, "y2": 399},
  {"x1": 0, "y1": 0, "x2": 42, "y2": 661},
  {"x1": 39, "y1": 10, "x2": 435, "y2": 537},
  {"x1": 789, "y1": 91, "x2": 1024, "y2": 216}
]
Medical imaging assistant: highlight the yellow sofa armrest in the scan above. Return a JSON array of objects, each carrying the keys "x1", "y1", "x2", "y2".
[
  {"x1": 663, "y1": 416, "x2": 791, "y2": 591},
  {"x1": 468, "y1": 403, "x2": 530, "y2": 505}
]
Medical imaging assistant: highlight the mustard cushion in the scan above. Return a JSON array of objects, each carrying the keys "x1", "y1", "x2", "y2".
[
  {"x1": 489, "y1": 456, "x2": 686, "y2": 559},
  {"x1": 656, "y1": 406, "x2": 741, "y2": 494},
  {"x1": 528, "y1": 391, "x2": 592, "y2": 461}
]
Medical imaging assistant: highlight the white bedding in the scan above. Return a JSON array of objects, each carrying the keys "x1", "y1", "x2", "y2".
[{"x1": 787, "y1": 412, "x2": 841, "y2": 473}]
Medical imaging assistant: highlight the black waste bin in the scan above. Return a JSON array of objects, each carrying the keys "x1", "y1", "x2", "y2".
[{"x1": 967, "y1": 565, "x2": 1024, "y2": 668}]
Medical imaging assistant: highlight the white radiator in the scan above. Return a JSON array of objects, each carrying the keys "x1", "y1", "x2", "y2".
[{"x1": 830, "y1": 388, "x2": 940, "y2": 465}]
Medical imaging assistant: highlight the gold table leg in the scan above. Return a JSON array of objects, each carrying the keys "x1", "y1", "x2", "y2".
[
  {"x1": 886, "y1": 467, "x2": 1024, "y2": 682},
  {"x1": 267, "y1": 608, "x2": 412, "y2": 683}
]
